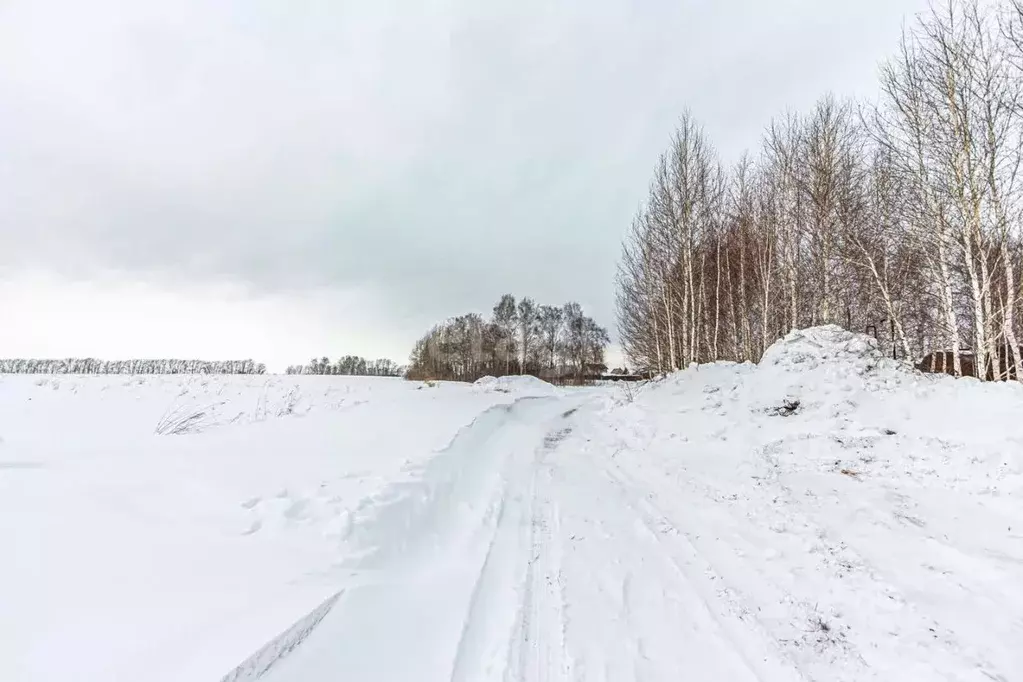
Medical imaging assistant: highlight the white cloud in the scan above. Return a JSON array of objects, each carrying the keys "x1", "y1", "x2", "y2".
[{"x1": 0, "y1": 0, "x2": 934, "y2": 363}]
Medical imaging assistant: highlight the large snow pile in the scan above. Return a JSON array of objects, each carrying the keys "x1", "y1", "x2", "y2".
[
  {"x1": 757, "y1": 324, "x2": 914, "y2": 397},
  {"x1": 759, "y1": 324, "x2": 911, "y2": 381},
  {"x1": 472, "y1": 373, "x2": 559, "y2": 396},
  {"x1": 641, "y1": 325, "x2": 1023, "y2": 487}
]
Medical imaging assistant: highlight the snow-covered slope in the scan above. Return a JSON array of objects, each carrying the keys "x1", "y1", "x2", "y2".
[
  {"x1": 0, "y1": 375, "x2": 533, "y2": 682},
  {"x1": 473, "y1": 374, "x2": 562, "y2": 397},
  {"x1": 3, "y1": 328, "x2": 1022, "y2": 681},
  {"x1": 581, "y1": 326, "x2": 1023, "y2": 680}
]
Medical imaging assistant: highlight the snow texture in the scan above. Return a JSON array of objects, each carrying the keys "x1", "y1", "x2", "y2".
[
  {"x1": 2, "y1": 326, "x2": 1022, "y2": 681},
  {"x1": 473, "y1": 374, "x2": 560, "y2": 396},
  {"x1": 219, "y1": 591, "x2": 342, "y2": 682}
]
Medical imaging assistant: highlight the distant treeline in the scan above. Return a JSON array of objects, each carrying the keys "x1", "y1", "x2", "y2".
[
  {"x1": 0, "y1": 358, "x2": 267, "y2": 375},
  {"x1": 285, "y1": 355, "x2": 403, "y2": 376},
  {"x1": 406, "y1": 294, "x2": 610, "y2": 383}
]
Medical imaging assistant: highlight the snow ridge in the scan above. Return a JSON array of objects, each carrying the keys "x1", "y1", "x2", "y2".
[{"x1": 219, "y1": 591, "x2": 343, "y2": 682}]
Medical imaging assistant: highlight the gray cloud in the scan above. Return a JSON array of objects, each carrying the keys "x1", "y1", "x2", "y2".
[{"x1": 0, "y1": 0, "x2": 931, "y2": 336}]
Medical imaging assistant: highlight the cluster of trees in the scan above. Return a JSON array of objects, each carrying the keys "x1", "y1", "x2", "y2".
[
  {"x1": 0, "y1": 358, "x2": 266, "y2": 375},
  {"x1": 406, "y1": 294, "x2": 609, "y2": 383},
  {"x1": 285, "y1": 356, "x2": 403, "y2": 376},
  {"x1": 618, "y1": 0, "x2": 1023, "y2": 380}
]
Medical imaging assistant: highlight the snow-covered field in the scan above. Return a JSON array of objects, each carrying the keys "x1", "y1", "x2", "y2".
[{"x1": 3, "y1": 326, "x2": 1022, "y2": 681}]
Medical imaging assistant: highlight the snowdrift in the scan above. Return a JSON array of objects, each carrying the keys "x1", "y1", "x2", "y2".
[
  {"x1": 472, "y1": 374, "x2": 559, "y2": 396},
  {"x1": 633, "y1": 325, "x2": 1023, "y2": 487},
  {"x1": 0, "y1": 375, "x2": 526, "y2": 682}
]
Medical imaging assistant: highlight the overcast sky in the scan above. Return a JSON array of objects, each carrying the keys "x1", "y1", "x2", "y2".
[{"x1": 0, "y1": 0, "x2": 932, "y2": 370}]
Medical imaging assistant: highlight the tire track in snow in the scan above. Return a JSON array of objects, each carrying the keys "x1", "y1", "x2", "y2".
[
  {"x1": 450, "y1": 403, "x2": 580, "y2": 682},
  {"x1": 610, "y1": 439, "x2": 1009, "y2": 682},
  {"x1": 601, "y1": 462, "x2": 806, "y2": 682},
  {"x1": 448, "y1": 486, "x2": 521, "y2": 682},
  {"x1": 339, "y1": 399, "x2": 527, "y2": 571},
  {"x1": 241, "y1": 395, "x2": 586, "y2": 682},
  {"x1": 587, "y1": 461, "x2": 805, "y2": 682},
  {"x1": 446, "y1": 399, "x2": 566, "y2": 682},
  {"x1": 504, "y1": 427, "x2": 573, "y2": 682},
  {"x1": 546, "y1": 423, "x2": 787, "y2": 681}
]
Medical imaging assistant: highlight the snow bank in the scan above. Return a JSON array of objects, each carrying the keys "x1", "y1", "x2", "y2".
[
  {"x1": 0, "y1": 375, "x2": 523, "y2": 682},
  {"x1": 637, "y1": 324, "x2": 1023, "y2": 486},
  {"x1": 472, "y1": 374, "x2": 558, "y2": 396},
  {"x1": 759, "y1": 324, "x2": 900, "y2": 372}
]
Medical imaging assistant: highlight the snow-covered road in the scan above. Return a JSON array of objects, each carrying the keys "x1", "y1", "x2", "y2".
[
  {"x1": 232, "y1": 393, "x2": 802, "y2": 682},
  {"x1": 231, "y1": 362, "x2": 1023, "y2": 681},
  {"x1": 4, "y1": 327, "x2": 1023, "y2": 681}
]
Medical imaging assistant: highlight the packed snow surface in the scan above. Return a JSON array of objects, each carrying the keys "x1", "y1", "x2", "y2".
[{"x1": 2, "y1": 326, "x2": 1022, "y2": 681}]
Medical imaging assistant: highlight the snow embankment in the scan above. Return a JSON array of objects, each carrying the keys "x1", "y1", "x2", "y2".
[
  {"x1": 0, "y1": 375, "x2": 524, "y2": 682},
  {"x1": 473, "y1": 374, "x2": 559, "y2": 397}
]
